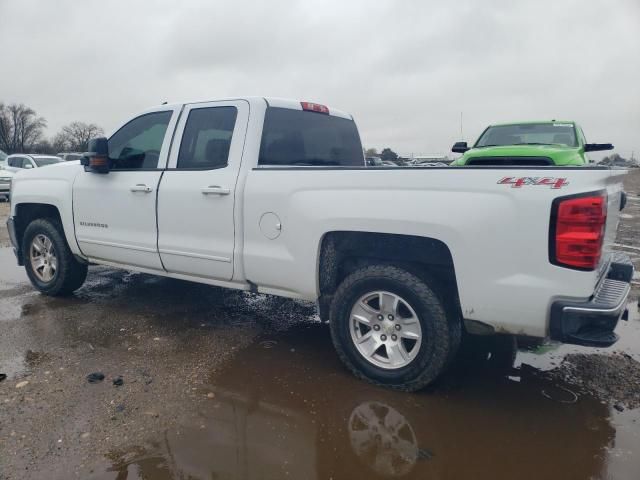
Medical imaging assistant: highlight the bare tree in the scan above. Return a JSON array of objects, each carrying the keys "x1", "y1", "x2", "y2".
[
  {"x1": 365, "y1": 148, "x2": 379, "y2": 157},
  {"x1": 380, "y1": 148, "x2": 399, "y2": 161},
  {"x1": 0, "y1": 103, "x2": 47, "y2": 153},
  {"x1": 51, "y1": 131, "x2": 72, "y2": 153},
  {"x1": 32, "y1": 139, "x2": 55, "y2": 155},
  {"x1": 56, "y1": 122, "x2": 104, "y2": 152}
]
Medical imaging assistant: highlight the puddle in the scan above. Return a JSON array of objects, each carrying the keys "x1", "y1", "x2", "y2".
[
  {"x1": 0, "y1": 247, "x2": 28, "y2": 288},
  {"x1": 95, "y1": 321, "x2": 640, "y2": 480},
  {"x1": 518, "y1": 302, "x2": 640, "y2": 373}
]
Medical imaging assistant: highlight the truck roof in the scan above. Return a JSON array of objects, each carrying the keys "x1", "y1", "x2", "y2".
[
  {"x1": 490, "y1": 120, "x2": 576, "y2": 127},
  {"x1": 8, "y1": 154, "x2": 61, "y2": 159},
  {"x1": 152, "y1": 97, "x2": 353, "y2": 120}
]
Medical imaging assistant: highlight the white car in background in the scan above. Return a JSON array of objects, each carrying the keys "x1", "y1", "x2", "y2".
[
  {"x1": 57, "y1": 152, "x2": 85, "y2": 161},
  {"x1": 1, "y1": 149, "x2": 11, "y2": 200},
  {"x1": 0, "y1": 163, "x2": 13, "y2": 201},
  {"x1": 4, "y1": 154, "x2": 63, "y2": 173}
]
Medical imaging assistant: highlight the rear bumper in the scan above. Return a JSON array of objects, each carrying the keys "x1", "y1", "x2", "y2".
[{"x1": 550, "y1": 253, "x2": 633, "y2": 347}]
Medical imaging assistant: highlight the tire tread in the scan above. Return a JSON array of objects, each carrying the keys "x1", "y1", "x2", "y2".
[
  {"x1": 329, "y1": 264, "x2": 455, "y2": 392},
  {"x1": 22, "y1": 218, "x2": 87, "y2": 296}
]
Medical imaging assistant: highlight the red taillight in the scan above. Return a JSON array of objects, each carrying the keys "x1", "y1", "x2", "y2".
[
  {"x1": 552, "y1": 194, "x2": 607, "y2": 270},
  {"x1": 301, "y1": 102, "x2": 329, "y2": 114}
]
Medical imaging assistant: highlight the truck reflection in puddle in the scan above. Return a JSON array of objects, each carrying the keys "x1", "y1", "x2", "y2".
[
  {"x1": 348, "y1": 400, "x2": 422, "y2": 476},
  {"x1": 102, "y1": 324, "x2": 615, "y2": 480}
]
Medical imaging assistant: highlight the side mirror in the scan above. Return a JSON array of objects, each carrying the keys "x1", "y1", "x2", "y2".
[
  {"x1": 452, "y1": 141, "x2": 469, "y2": 154},
  {"x1": 24, "y1": 164, "x2": 34, "y2": 169},
  {"x1": 584, "y1": 143, "x2": 614, "y2": 152},
  {"x1": 81, "y1": 137, "x2": 110, "y2": 173}
]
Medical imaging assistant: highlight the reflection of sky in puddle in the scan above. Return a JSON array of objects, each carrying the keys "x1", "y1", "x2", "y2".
[
  {"x1": 0, "y1": 247, "x2": 28, "y2": 287},
  {"x1": 0, "y1": 249, "x2": 31, "y2": 377},
  {"x1": 0, "y1": 295, "x2": 28, "y2": 322}
]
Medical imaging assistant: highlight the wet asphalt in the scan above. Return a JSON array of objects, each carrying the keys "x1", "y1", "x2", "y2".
[{"x1": 1, "y1": 171, "x2": 640, "y2": 480}]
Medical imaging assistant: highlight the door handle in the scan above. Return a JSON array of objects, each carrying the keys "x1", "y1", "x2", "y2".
[
  {"x1": 130, "y1": 184, "x2": 153, "y2": 193},
  {"x1": 201, "y1": 186, "x2": 230, "y2": 196}
]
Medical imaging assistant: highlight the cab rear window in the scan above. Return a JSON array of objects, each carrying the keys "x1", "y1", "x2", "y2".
[{"x1": 258, "y1": 107, "x2": 363, "y2": 167}]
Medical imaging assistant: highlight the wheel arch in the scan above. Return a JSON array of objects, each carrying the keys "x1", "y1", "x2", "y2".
[
  {"x1": 317, "y1": 231, "x2": 461, "y2": 322},
  {"x1": 13, "y1": 203, "x2": 66, "y2": 265}
]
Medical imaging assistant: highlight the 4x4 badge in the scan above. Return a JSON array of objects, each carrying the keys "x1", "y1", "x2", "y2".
[{"x1": 498, "y1": 177, "x2": 569, "y2": 189}]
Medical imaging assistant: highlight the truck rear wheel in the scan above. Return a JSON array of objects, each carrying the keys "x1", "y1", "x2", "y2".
[
  {"x1": 329, "y1": 265, "x2": 454, "y2": 391},
  {"x1": 22, "y1": 218, "x2": 88, "y2": 296}
]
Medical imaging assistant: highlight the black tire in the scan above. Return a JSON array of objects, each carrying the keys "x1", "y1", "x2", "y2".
[
  {"x1": 22, "y1": 218, "x2": 88, "y2": 296},
  {"x1": 329, "y1": 265, "x2": 456, "y2": 392}
]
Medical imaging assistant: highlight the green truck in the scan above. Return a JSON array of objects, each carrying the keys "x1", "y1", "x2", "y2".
[{"x1": 450, "y1": 121, "x2": 613, "y2": 166}]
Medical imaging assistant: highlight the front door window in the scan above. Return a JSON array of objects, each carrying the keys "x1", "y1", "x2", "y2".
[{"x1": 108, "y1": 111, "x2": 173, "y2": 170}]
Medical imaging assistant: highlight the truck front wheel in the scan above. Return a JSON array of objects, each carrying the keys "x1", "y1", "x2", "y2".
[
  {"x1": 330, "y1": 265, "x2": 455, "y2": 391},
  {"x1": 22, "y1": 218, "x2": 88, "y2": 296}
]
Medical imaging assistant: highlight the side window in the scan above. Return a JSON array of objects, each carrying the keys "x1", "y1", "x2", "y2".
[
  {"x1": 177, "y1": 107, "x2": 237, "y2": 169},
  {"x1": 579, "y1": 127, "x2": 587, "y2": 144},
  {"x1": 9, "y1": 157, "x2": 24, "y2": 168},
  {"x1": 108, "y1": 111, "x2": 173, "y2": 170}
]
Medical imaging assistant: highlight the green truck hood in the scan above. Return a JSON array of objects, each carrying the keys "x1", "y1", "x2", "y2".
[{"x1": 452, "y1": 144, "x2": 584, "y2": 166}]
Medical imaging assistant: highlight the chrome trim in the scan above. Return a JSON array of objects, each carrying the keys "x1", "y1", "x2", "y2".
[
  {"x1": 130, "y1": 184, "x2": 153, "y2": 193},
  {"x1": 158, "y1": 248, "x2": 231, "y2": 263},
  {"x1": 563, "y1": 280, "x2": 630, "y2": 314},
  {"x1": 201, "y1": 186, "x2": 231, "y2": 195},
  {"x1": 76, "y1": 238, "x2": 158, "y2": 253},
  {"x1": 594, "y1": 253, "x2": 613, "y2": 292}
]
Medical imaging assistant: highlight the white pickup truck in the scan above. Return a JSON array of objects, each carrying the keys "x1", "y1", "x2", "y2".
[{"x1": 6, "y1": 97, "x2": 633, "y2": 391}]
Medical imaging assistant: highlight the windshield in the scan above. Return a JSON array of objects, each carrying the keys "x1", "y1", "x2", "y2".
[
  {"x1": 476, "y1": 123, "x2": 577, "y2": 148},
  {"x1": 33, "y1": 157, "x2": 63, "y2": 167}
]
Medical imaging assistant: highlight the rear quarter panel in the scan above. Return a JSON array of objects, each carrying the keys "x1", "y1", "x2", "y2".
[{"x1": 243, "y1": 167, "x2": 623, "y2": 337}]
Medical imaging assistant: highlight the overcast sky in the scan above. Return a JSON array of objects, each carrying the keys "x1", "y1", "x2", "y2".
[{"x1": 1, "y1": 0, "x2": 638, "y2": 158}]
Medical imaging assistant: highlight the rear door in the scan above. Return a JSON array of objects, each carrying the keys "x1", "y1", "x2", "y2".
[
  {"x1": 157, "y1": 100, "x2": 249, "y2": 280},
  {"x1": 73, "y1": 107, "x2": 180, "y2": 269}
]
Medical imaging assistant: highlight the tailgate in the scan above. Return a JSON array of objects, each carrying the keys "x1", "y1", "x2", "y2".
[{"x1": 600, "y1": 168, "x2": 626, "y2": 274}]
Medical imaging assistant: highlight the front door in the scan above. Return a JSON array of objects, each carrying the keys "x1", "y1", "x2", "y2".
[
  {"x1": 157, "y1": 100, "x2": 249, "y2": 280},
  {"x1": 73, "y1": 107, "x2": 180, "y2": 269}
]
